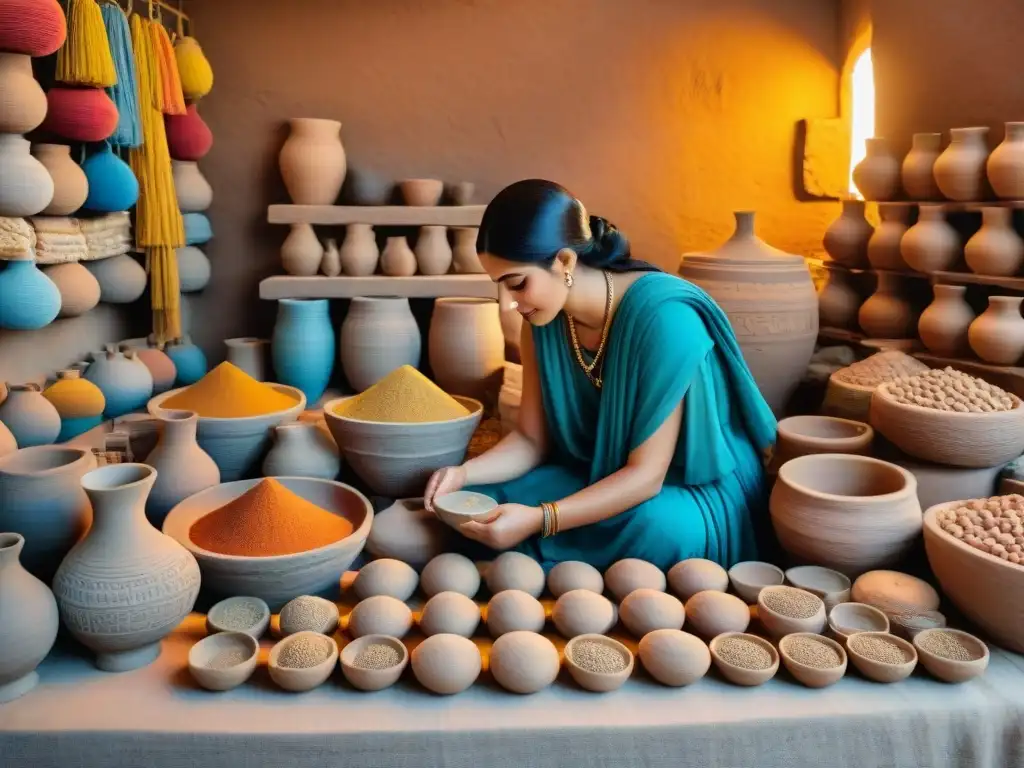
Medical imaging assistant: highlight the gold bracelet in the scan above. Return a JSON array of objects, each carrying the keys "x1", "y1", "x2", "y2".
[{"x1": 550, "y1": 501, "x2": 561, "y2": 535}]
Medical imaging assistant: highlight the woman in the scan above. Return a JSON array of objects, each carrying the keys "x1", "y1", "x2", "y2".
[{"x1": 369, "y1": 179, "x2": 777, "y2": 572}]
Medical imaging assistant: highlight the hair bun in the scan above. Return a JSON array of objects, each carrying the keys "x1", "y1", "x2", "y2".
[{"x1": 584, "y1": 215, "x2": 630, "y2": 267}]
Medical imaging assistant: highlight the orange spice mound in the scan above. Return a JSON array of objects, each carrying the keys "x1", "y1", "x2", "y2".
[
  {"x1": 188, "y1": 478, "x2": 354, "y2": 556},
  {"x1": 161, "y1": 361, "x2": 298, "y2": 418}
]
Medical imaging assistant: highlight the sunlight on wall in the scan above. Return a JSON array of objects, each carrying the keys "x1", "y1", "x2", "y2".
[{"x1": 849, "y1": 48, "x2": 875, "y2": 197}]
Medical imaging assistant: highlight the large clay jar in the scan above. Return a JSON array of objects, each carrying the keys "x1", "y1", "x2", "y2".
[
  {"x1": 43, "y1": 369, "x2": 105, "y2": 441},
  {"x1": 452, "y1": 227, "x2": 485, "y2": 273},
  {"x1": 32, "y1": 143, "x2": 88, "y2": 215},
  {"x1": 0, "y1": 0, "x2": 67, "y2": 57},
  {"x1": 85, "y1": 344, "x2": 154, "y2": 418},
  {"x1": 144, "y1": 410, "x2": 219, "y2": 527},
  {"x1": 0, "y1": 259, "x2": 61, "y2": 330},
  {"x1": 817, "y1": 265, "x2": 861, "y2": 331},
  {"x1": 0, "y1": 445, "x2": 96, "y2": 580},
  {"x1": 964, "y1": 206, "x2": 1024, "y2": 277},
  {"x1": 271, "y1": 298, "x2": 335, "y2": 404},
  {"x1": 680, "y1": 211, "x2": 817, "y2": 415},
  {"x1": 340, "y1": 297, "x2": 421, "y2": 391},
  {"x1": 858, "y1": 272, "x2": 915, "y2": 339},
  {"x1": 0, "y1": 383, "x2": 60, "y2": 447},
  {"x1": 262, "y1": 422, "x2": 340, "y2": 480},
  {"x1": 852, "y1": 138, "x2": 901, "y2": 201},
  {"x1": 900, "y1": 205, "x2": 960, "y2": 273},
  {"x1": 866, "y1": 204, "x2": 911, "y2": 271},
  {"x1": 415, "y1": 226, "x2": 453, "y2": 275},
  {"x1": 902, "y1": 132, "x2": 943, "y2": 200},
  {"x1": 934, "y1": 127, "x2": 990, "y2": 201},
  {"x1": 968, "y1": 295, "x2": 1024, "y2": 365},
  {"x1": 0, "y1": 135, "x2": 54, "y2": 217},
  {"x1": 279, "y1": 117, "x2": 347, "y2": 205},
  {"x1": 380, "y1": 236, "x2": 417, "y2": 277},
  {"x1": 823, "y1": 199, "x2": 873, "y2": 268},
  {"x1": 43, "y1": 261, "x2": 101, "y2": 317},
  {"x1": 0, "y1": 53, "x2": 47, "y2": 134},
  {"x1": 428, "y1": 298, "x2": 505, "y2": 402},
  {"x1": 0, "y1": 533, "x2": 59, "y2": 704},
  {"x1": 85, "y1": 253, "x2": 148, "y2": 304},
  {"x1": 987, "y1": 122, "x2": 1024, "y2": 200},
  {"x1": 172, "y1": 160, "x2": 212, "y2": 212},
  {"x1": 339, "y1": 224, "x2": 379, "y2": 276},
  {"x1": 918, "y1": 285, "x2": 974, "y2": 357},
  {"x1": 224, "y1": 337, "x2": 269, "y2": 381},
  {"x1": 52, "y1": 463, "x2": 201, "y2": 672},
  {"x1": 280, "y1": 223, "x2": 323, "y2": 277}
]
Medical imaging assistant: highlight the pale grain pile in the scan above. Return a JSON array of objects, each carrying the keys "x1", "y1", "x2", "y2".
[
  {"x1": 784, "y1": 636, "x2": 842, "y2": 668},
  {"x1": 916, "y1": 631, "x2": 982, "y2": 662},
  {"x1": 832, "y1": 351, "x2": 929, "y2": 388},
  {"x1": 570, "y1": 640, "x2": 629, "y2": 674},
  {"x1": 716, "y1": 637, "x2": 774, "y2": 670},
  {"x1": 761, "y1": 587, "x2": 822, "y2": 619},
  {"x1": 935, "y1": 494, "x2": 1024, "y2": 565},
  {"x1": 212, "y1": 601, "x2": 264, "y2": 631},
  {"x1": 885, "y1": 368, "x2": 1019, "y2": 413},
  {"x1": 208, "y1": 648, "x2": 250, "y2": 670},
  {"x1": 278, "y1": 634, "x2": 333, "y2": 669},
  {"x1": 849, "y1": 634, "x2": 910, "y2": 665},
  {"x1": 280, "y1": 596, "x2": 333, "y2": 634},
  {"x1": 352, "y1": 642, "x2": 403, "y2": 670},
  {"x1": 334, "y1": 365, "x2": 470, "y2": 423}
]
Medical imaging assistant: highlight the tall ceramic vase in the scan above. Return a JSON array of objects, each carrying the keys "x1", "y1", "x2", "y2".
[
  {"x1": 988, "y1": 122, "x2": 1024, "y2": 200},
  {"x1": 281, "y1": 223, "x2": 323, "y2": 277},
  {"x1": 428, "y1": 298, "x2": 505, "y2": 402},
  {"x1": 964, "y1": 206, "x2": 1024, "y2": 277},
  {"x1": 271, "y1": 298, "x2": 335, "y2": 403},
  {"x1": 52, "y1": 464, "x2": 201, "y2": 672},
  {"x1": 339, "y1": 224, "x2": 379, "y2": 276},
  {"x1": 918, "y1": 285, "x2": 974, "y2": 357},
  {"x1": 968, "y1": 295, "x2": 1024, "y2": 366},
  {"x1": 934, "y1": 127, "x2": 990, "y2": 202},
  {"x1": 0, "y1": 533, "x2": 59, "y2": 703},
  {"x1": 452, "y1": 227, "x2": 485, "y2": 273},
  {"x1": 858, "y1": 272, "x2": 915, "y2": 339},
  {"x1": 415, "y1": 226, "x2": 452, "y2": 275},
  {"x1": 902, "y1": 133, "x2": 943, "y2": 200},
  {"x1": 867, "y1": 204, "x2": 911, "y2": 271},
  {"x1": 224, "y1": 337, "x2": 269, "y2": 381},
  {"x1": 852, "y1": 138, "x2": 901, "y2": 201},
  {"x1": 817, "y1": 264, "x2": 860, "y2": 330},
  {"x1": 680, "y1": 211, "x2": 818, "y2": 415},
  {"x1": 144, "y1": 410, "x2": 220, "y2": 527},
  {"x1": 278, "y1": 118, "x2": 347, "y2": 205},
  {"x1": 823, "y1": 199, "x2": 873, "y2": 268},
  {"x1": 262, "y1": 422, "x2": 341, "y2": 480},
  {"x1": 340, "y1": 297, "x2": 421, "y2": 391}
]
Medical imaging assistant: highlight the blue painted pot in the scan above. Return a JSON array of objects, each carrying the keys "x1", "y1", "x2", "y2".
[
  {"x1": 166, "y1": 337, "x2": 208, "y2": 386},
  {"x1": 81, "y1": 145, "x2": 139, "y2": 212},
  {"x1": 0, "y1": 260, "x2": 61, "y2": 330},
  {"x1": 183, "y1": 212, "x2": 212, "y2": 245},
  {"x1": 271, "y1": 298, "x2": 335, "y2": 403}
]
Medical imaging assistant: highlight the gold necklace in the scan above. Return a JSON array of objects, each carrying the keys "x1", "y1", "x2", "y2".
[{"x1": 566, "y1": 270, "x2": 613, "y2": 388}]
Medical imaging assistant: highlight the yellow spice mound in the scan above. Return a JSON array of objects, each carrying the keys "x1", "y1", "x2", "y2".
[
  {"x1": 334, "y1": 365, "x2": 470, "y2": 423},
  {"x1": 161, "y1": 361, "x2": 298, "y2": 418}
]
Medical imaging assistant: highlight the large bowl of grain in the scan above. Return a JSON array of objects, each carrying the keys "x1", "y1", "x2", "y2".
[
  {"x1": 162, "y1": 476, "x2": 372, "y2": 610},
  {"x1": 324, "y1": 365, "x2": 483, "y2": 497},
  {"x1": 923, "y1": 497, "x2": 1024, "y2": 654},
  {"x1": 823, "y1": 351, "x2": 930, "y2": 422},
  {"x1": 870, "y1": 367, "x2": 1024, "y2": 468}
]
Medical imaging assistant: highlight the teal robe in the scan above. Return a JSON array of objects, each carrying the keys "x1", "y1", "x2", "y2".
[{"x1": 466, "y1": 271, "x2": 777, "y2": 571}]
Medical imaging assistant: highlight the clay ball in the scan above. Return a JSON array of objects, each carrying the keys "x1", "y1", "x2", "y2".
[
  {"x1": 411, "y1": 633, "x2": 481, "y2": 695},
  {"x1": 552, "y1": 589, "x2": 616, "y2": 639},
  {"x1": 278, "y1": 595, "x2": 340, "y2": 636},
  {"x1": 347, "y1": 595, "x2": 414, "y2": 639},
  {"x1": 638, "y1": 629, "x2": 711, "y2": 687},
  {"x1": 547, "y1": 560, "x2": 604, "y2": 598},
  {"x1": 684, "y1": 590, "x2": 750, "y2": 639},
  {"x1": 488, "y1": 631, "x2": 560, "y2": 694},
  {"x1": 486, "y1": 589, "x2": 546, "y2": 638},
  {"x1": 667, "y1": 558, "x2": 729, "y2": 602},
  {"x1": 485, "y1": 551, "x2": 545, "y2": 598},
  {"x1": 619, "y1": 588, "x2": 685, "y2": 638},
  {"x1": 420, "y1": 553, "x2": 480, "y2": 598},
  {"x1": 851, "y1": 569, "x2": 940, "y2": 613},
  {"x1": 419, "y1": 591, "x2": 480, "y2": 638},
  {"x1": 605, "y1": 558, "x2": 666, "y2": 602},
  {"x1": 352, "y1": 558, "x2": 419, "y2": 602}
]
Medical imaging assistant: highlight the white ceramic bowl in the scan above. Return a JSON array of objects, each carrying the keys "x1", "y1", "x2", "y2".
[
  {"x1": 323, "y1": 395, "x2": 483, "y2": 497},
  {"x1": 148, "y1": 384, "x2": 306, "y2": 481},
  {"x1": 188, "y1": 631, "x2": 259, "y2": 691},
  {"x1": 827, "y1": 602, "x2": 889, "y2": 646},
  {"x1": 728, "y1": 561, "x2": 784, "y2": 603},
  {"x1": 162, "y1": 476, "x2": 373, "y2": 611},
  {"x1": 434, "y1": 490, "x2": 498, "y2": 530}
]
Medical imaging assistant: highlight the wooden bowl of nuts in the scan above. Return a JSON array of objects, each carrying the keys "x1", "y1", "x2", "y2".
[
  {"x1": 870, "y1": 368, "x2": 1024, "y2": 468},
  {"x1": 912, "y1": 628, "x2": 989, "y2": 683},
  {"x1": 923, "y1": 498, "x2": 1024, "y2": 654}
]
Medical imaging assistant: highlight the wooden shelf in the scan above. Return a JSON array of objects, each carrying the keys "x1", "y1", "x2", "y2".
[
  {"x1": 879, "y1": 200, "x2": 1024, "y2": 211},
  {"x1": 259, "y1": 275, "x2": 498, "y2": 300},
  {"x1": 929, "y1": 271, "x2": 1024, "y2": 291},
  {"x1": 267, "y1": 205, "x2": 486, "y2": 227}
]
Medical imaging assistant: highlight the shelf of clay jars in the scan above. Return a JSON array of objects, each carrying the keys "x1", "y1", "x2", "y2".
[
  {"x1": 879, "y1": 200, "x2": 1024, "y2": 212},
  {"x1": 267, "y1": 205, "x2": 486, "y2": 227},
  {"x1": 928, "y1": 270, "x2": 1024, "y2": 293},
  {"x1": 259, "y1": 274, "x2": 498, "y2": 300}
]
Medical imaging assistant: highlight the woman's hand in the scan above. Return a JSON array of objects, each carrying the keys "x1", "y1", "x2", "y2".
[
  {"x1": 423, "y1": 465, "x2": 467, "y2": 513},
  {"x1": 458, "y1": 504, "x2": 544, "y2": 551}
]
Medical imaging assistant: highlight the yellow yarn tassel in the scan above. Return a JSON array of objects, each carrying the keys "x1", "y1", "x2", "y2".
[
  {"x1": 150, "y1": 21, "x2": 186, "y2": 115},
  {"x1": 175, "y1": 36, "x2": 213, "y2": 101},
  {"x1": 129, "y1": 14, "x2": 184, "y2": 342},
  {"x1": 56, "y1": 0, "x2": 118, "y2": 87}
]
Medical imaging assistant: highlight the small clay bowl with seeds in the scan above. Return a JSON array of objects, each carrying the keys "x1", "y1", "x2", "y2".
[
  {"x1": 206, "y1": 596, "x2": 271, "y2": 639},
  {"x1": 188, "y1": 631, "x2": 260, "y2": 691},
  {"x1": 268, "y1": 631, "x2": 339, "y2": 692},
  {"x1": 778, "y1": 632, "x2": 847, "y2": 688},
  {"x1": 340, "y1": 634, "x2": 409, "y2": 691},
  {"x1": 709, "y1": 632, "x2": 779, "y2": 686},
  {"x1": 827, "y1": 602, "x2": 889, "y2": 647},
  {"x1": 846, "y1": 631, "x2": 917, "y2": 683},
  {"x1": 563, "y1": 634, "x2": 634, "y2": 692},
  {"x1": 757, "y1": 585, "x2": 827, "y2": 639},
  {"x1": 912, "y1": 628, "x2": 989, "y2": 683}
]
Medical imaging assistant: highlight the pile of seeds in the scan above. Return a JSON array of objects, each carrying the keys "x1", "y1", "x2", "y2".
[
  {"x1": 884, "y1": 368, "x2": 1019, "y2": 413},
  {"x1": 351, "y1": 642, "x2": 403, "y2": 670},
  {"x1": 208, "y1": 647, "x2": 251, "y2": 670},
  {"x1": 832, "y1": 351, "x2": 930, "y2": 388},
  {"x1": 849, "y1": 634, "x2": 911, "y2": 665},
  {"x1": 570, "y1": 640, "x2": 629, "y2": 674},
  {"x1": 784, "y1": 636, "x2": 842, "y2": 668},
  {"x1": 935, "y1": 495, "x2": 1024, "y2": 565},
  {"x1": 211, "y1": 600, "x2": 264, "y2": 631},
  {"x1": 716, "y1": 636, "x2": 774, "y2": 670},
  {"x1": 279, "y1": 595, "x2": 337, "y2": 635},
  {"x1": 277, "y1": 634, "x2": 333, "y2": 669},
  {"x1": 761, "y1": 587, "x2": 822, "y2": 619},
  {"x1": 917, "y1": 631, "x2": 983, "y2": 662}
]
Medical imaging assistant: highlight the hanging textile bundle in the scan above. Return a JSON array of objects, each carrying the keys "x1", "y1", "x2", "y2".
[
  {"x1": 100, "y1": 1, "x2": 142, "y2": 148},
  {"x1": 55, "y1": 0, "x2": 117, "y2": 88},
  {"x1": 129, "y1": 14, "x2": 185, "y2": 342},
  {"x1": 174, "y1": 36, "x2": 212, "y2": 101},
  {"x1": 150, "y1": 20, "x2": 185, "y2": 115}
]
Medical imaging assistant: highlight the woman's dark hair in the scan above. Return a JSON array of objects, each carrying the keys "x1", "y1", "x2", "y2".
[{"x1": 476, "y1": 179, "x2": 660, "y2": 273}]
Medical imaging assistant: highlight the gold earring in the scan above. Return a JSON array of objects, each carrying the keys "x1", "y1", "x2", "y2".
[{"x1": 564, "y1": 272, "x2": 574, "y2": 288}]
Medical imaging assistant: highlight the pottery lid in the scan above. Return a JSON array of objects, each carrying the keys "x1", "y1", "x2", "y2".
[{"x1": 680, "y1": 211, "x2": 806, "y2": 270}]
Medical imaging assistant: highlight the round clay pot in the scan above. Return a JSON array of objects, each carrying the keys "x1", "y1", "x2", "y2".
[
  {"x1": 987, "y1": 122, "x2": 1024, "y2": 200},
  {"x1": 934, "y1": 127, "x2": 990, "y2": 202},
  {"x1": 775, "y1": 415, "x2": 873, "y2": 467},
  {"x1": 858, "y1": 272, "x2": 915, "y2": 339},
  {"x1": 823, "y1": 199, "x2": 873, "y2": 268},
  {"x1": 176, "y1": 246, "x2": 211, "y2": 293},
  {"x1": 414, "y1": 226, "x2": 452, "y2": 276},
  {"x1": 817, "y1": 264, "x2": 860, "y2": 330},
  {"x1": 172, "y1": 160, "x2": 213, "y2": 212},
  {"x1": 339, "y1": 297, "x2": 421, "y2": 392},
  {"x1": 380, "y1": 236, "x2": 417, "y2": 277},
  {"x1": 0, "y1": 258, "x2": 61, "y2": 330},
  {"x1": 166, "y1": 104, "x2": 213, "y2": 161},
  {"x1": 452, "y1": 227, "x2": 484, "y2": 273},
  {"x1": 964, "y1": 206, "x2": 1024, "y2": 277},
  {"x1": 852, "y1": 138, "x2": 901, "y2": 201},
  {"x1": 41, "y1": 88, "x2": 118, "y2": 143},
  {"x1": 279, "y1": 117, "x2": 346, "y2": 205},
  {"x1": 900, "y1": 205, "x2": 960, "y2": 273},
  {"x1": 339, "y1": 224, "x2": 379, "y2": 276},
  {"x1": 0, "y1": 0, "x2": 66, "y2": 56},
  {"x1": 32, "y1": 143, "x2": 88, "y2": 216},
  {"x1": 917, "y1": 285, "x2": 974, "y2": 357},
  {"x1": 85, "y1": 253, "x2": 148, "y2": 304},
  {"x1": 0, "y1": 383, "x2": 60, "y2": 448},
  {"x1": 0, "y1": 135, "x2": 54, "y2": 217},
  {"x1": 428, "y1": 298, "x2": 505, "y2": 402},
  {"x1": 867, "y1": 204, "x2": 911, "y2": 271},
  {"x1": 0, "y1": 53, "x2": 47, "y2": 134},
  {"x1": 902, "y1": 132, "x2": 943, "y2": 201},
  {"x1": 968, "y1": 295, "x2": 1024, "y2": 365},
  {"x1": 43, "y1": 262, "x2": 101, "y2": 318},
  {"x1": 280, "y1": 223, "x2": 323, "y2": 277}
]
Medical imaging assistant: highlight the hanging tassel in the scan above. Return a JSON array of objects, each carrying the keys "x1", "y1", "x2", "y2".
[
  {"x1": 175, "y1": 36, "x2": 213, "y2": 101},
  {"x1": 101, "y1": 2, "x2": 142, "y2": 148},
  {"x1": 56, "y1": 0, "x2": 117, "y2": 87},
  {"x1": 147, "y1": 245, "x2": 181, "y2": 342},
  {"x1": 150, "y1": 20, "x2": 186, "y2": 115}
]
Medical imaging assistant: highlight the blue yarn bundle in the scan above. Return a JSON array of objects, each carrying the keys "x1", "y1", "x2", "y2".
[{"x1": 101, "y1": 3, "x2": 142, "y2": 148}]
